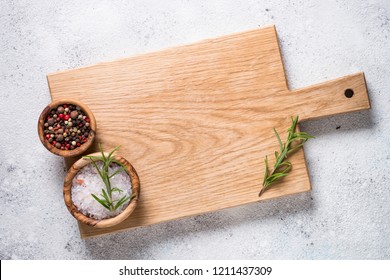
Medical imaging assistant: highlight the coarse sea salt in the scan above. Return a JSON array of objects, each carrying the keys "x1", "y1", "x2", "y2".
[{"x1": 71, "y1": 162, "x2": 132, "y2": 220}]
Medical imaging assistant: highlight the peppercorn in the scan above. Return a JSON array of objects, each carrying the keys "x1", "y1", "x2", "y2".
[
  {"x1": 47, "y1": 118, "x2": 55, "y2": 126},
  {"x1": 57, "y1": 106, "x2": 64, "y2": 114},
  {"x1": 70, "y1": 111, "x2": 78, "y2": 119},
  {"x1": 44, "y1": 103, "x2": 91, "y2": 150}
]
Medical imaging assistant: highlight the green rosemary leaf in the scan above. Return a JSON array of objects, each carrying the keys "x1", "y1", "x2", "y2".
[
  {"x1": 273, "y1": 128, "x2": 283, "y2": 152},
  {"x1": 276, "y1": 161, "x2": 292, "y2": 173},
  {"x1": 111, "y1": 159, "x2": 127, "y2": 170},
  {"x1": 107, "y1": 146, "x2": 121, "y2": 161},
  {"x1": 267, "y1": 172, "x2": 289, "y2": 182},
  {"x1": 262, "y1": 156, "x2": 269, "y2": 186},
  {"x1": 274, "y1": 145, "x2": 288, "y2": 168},
  {"x1": 99, "y1": 143, "x2": 107, "y2": 162},
  {"x1": 287, "y1": 143, "x2": 304, "y2": 155},
  {"x1": 91, "y1": 194, "x2": 110, "y2": 210},
  {"x1": 90, "y1": 160, "x2": 104, "y2": 182},
  {"x1": 101, "y1": 188, "x2": 111, "y2": 205},
  {"x1": 111, "y1": 187, "x2": 123, "y2": 193},
  {"x1": 287, "y1": 116, "x2": 298, "y2": 138},
  {"x1": 82, "y1": 155, "x2": 102, "y2": 160},
  {"x1": 115, "y1": 195, "x2": 127, "y2": 205},
  {"x1": 109, "y1": 167, "x2": 125, "y2": 179},
  {"x1": 114, "y1": 195, "x2": 131, "y2": 210}
]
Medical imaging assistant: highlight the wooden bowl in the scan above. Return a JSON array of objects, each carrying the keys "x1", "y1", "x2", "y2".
[
  {"x1": 63, "y1": 153, "x2": 140, "y2": 228},
  {"x1": 38, "y1": 99, "x2": 96, "y2": 157}
]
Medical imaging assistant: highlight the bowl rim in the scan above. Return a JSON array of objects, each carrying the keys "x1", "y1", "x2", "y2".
[
  {"x1": 63, "y1": 152, "x2": 140, "y2": 228},
  {"x1": 38, "y1": 99, "x2": 96, "y2": 158}
]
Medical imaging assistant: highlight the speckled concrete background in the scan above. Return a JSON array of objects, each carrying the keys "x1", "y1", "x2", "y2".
[{"x1": 1, "y1": 0, "x2": 389, "y2": 259}]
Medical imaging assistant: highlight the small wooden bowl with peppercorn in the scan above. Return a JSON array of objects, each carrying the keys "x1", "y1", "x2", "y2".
[{"x1": 38, "y1": 99, "x2": 96, "y2": 157}]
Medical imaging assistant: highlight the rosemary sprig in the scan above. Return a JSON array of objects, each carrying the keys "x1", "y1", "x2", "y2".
[
  {"x1": 83, "y1": 144, "x2": 134, "y2": 212},
  {"x1": 259, "y1": 116, "x2": 314, "y2": 197}
]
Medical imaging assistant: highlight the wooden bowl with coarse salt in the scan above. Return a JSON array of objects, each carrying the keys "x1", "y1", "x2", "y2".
[
  {"x1": 38, "y1": 99, "x2": 96, "y2": 158},
  {"x1": 63, "y1": 151, "x2": 140, "y2": 228}
]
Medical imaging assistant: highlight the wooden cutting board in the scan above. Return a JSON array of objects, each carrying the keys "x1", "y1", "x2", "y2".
[{"x1": 47, "y1": 26, "x2": 370, "y2": 238}]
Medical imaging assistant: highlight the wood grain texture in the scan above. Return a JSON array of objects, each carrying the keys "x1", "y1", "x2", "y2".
[{"x1": 47, "y1": 26, "x2": 370, "y2": 238}]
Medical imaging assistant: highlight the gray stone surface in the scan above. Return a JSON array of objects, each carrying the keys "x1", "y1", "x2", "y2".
[{"x1": 0, "y1": 0, "x2": 389, "y2": 259}]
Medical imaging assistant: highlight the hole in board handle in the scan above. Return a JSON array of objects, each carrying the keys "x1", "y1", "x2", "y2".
[{"x1": 344, "y1": 89, "x2": 354, "y2": 98}]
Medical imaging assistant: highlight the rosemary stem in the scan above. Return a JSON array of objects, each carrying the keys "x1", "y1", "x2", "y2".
[
  {"x1": 83, "y1": 145, "x2": 133, "y2": 213},
  {"x1": 259, "y1": 116, "x2": 314, "y2": 197}
]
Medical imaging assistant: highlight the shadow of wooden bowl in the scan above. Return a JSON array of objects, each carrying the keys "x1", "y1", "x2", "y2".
[
  {"x1": 38, "y1": 99, "x2": 96, "y2": 157},
  {"x1": 63, "y1": 153, "x2": 140, "y2": 228}
]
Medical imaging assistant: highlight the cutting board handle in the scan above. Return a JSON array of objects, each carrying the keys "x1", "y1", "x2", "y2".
[{"x1": 291, "y1": 72, "x2": 370, "y2": 121}]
